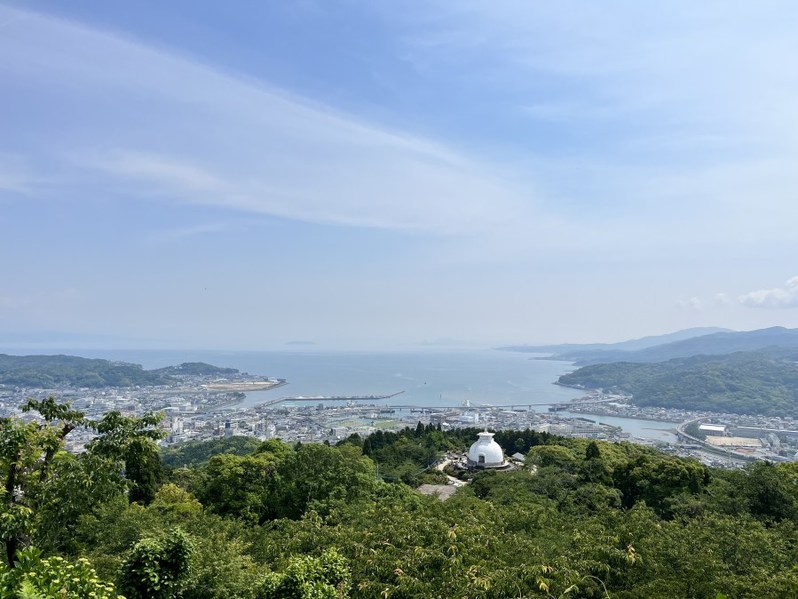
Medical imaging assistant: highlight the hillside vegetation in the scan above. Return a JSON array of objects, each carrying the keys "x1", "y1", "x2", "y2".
[
  {"x1": 4, "y1": 396, "x2": 798, "y2": 597},
  {"x1": 153, "y1": 362, "x2": 240, "y2": 377},
  {"x1": 160, "y1": 436, "x2": 262, "y2": 467},
  {"x1": 559, "y1": 351, "x2": 798, "y2": 416},
  {"x1": 0, "y1": 354, "x2": 240, "y2": 388}
]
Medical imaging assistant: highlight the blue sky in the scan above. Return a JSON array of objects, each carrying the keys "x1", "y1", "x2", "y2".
[{"x1": 2, "y1": 1, "x2": 798, "y2": 349}]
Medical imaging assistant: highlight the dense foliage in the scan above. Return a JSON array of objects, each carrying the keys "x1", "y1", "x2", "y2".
[
  {"x1": 0, "y1": 547, "x2": 121, "y2": 598},
  {"x1": 6, "y1": 397, "x2": 798, "y2": 597},
  {"x1": 559, "y1": 351, "x2": 798, "y2": 415},
  {"x1": 152, "y1": 362, "x2": 240, "y2": 377},
  {"x1": 160, "y1": 436, "x2": 261, "y2": 468},
  {"x1": 0, "y1": 354, "x2": 176, "y2": 388}
]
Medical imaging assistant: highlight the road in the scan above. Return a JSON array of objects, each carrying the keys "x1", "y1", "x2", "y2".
[{"x1": 435, "y1": 459, "x2": 467, "y2": 487}]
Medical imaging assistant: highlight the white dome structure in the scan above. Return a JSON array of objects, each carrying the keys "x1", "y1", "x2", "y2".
[{"x1": 467, "y1": 431, "x2": 505, "y2": 468}]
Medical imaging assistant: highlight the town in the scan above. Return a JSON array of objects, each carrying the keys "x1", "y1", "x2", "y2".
[{"x1": 3, "y1": 370, "x2": 798, "y2": 469}]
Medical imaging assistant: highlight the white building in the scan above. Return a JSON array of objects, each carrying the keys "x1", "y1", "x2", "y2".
[
  {"x1": 467, "y1": 431, "x2": 505, "y2": 468},
  {"x1": 699, "y1": 423, "x2": 727, "y2": 436}
]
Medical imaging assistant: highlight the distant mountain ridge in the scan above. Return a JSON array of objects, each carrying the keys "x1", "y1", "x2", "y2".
[
  {"x1": 498, "y1": 327, "x2": 731, "y2": 359},
  {"x1": 565, "y1": 327, "x2": 798, "y2": 365},
  {"x1": 500, "y1": 327, "x2": 798, "y2": 366}
]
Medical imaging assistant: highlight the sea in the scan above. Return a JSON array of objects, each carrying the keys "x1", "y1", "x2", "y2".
[{"x1": 4, "y1": 347, "x2": 678, "y2": 443}]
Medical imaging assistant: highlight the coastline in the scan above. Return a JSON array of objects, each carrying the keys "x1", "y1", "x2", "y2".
[
  {"x1": 204, "y1": 378, "x2": 287, "y2": 393},
  {"x1": 200, "y1": 380, "x2": 288, "y2": 411},
  {"x1": 554, "y1": 381, "x2": 588, "y2": 390}
]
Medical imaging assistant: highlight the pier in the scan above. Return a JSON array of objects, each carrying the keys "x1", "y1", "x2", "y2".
[{"x1": 258, "y1": 390, "x2": 405, "y2": 408}]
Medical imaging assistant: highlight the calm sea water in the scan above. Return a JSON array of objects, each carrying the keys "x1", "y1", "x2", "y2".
[
  {"x1": 54, "y1": 348, "x2": 579, "y2": 405},
  {"x1": 6, "y1": 347, "x2": 677, "y2": 442}
]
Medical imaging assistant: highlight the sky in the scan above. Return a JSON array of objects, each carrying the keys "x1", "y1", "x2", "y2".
[{"x1": 1, "y1": 1, "x2": 798, "y2": 350}]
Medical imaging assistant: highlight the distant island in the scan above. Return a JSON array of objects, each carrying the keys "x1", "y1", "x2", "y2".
[{"x1": 0, "y1": 354, "x2": 242, "y2": 388}]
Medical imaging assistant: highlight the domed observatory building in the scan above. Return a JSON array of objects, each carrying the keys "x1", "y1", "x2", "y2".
[{"x1": 467, "y1": 431, "x2": 506, "y2": 469}]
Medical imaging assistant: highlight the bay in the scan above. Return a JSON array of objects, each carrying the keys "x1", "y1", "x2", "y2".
[
  {"x1": 56, "y1": 348, "x2": 582, "y2": 407},
  {"x1": 8, "y1": 347, "x2": 677, "y2": 442}
]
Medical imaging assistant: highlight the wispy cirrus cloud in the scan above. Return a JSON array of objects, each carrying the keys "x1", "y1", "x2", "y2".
[
  {"x1": 0, "y1": 5, "x2": 541, "y2": 238},
  {"x1": 0, "y1": 154, "x2": 37, "y2": 195},
  {"x1": 144, "y1": 221, "x2": 251, "y2": 245},
  {"x1": 739, "y1": 277, "x2": 798, "y2": 309},
  {"x1": 4, "y1": 2, "x2": 798, "y2": 345},
  {"x1": 390, "y1": 0, "x2": 798, "y2": 240},
  {"x1": 3, "y1": 3, "x2": 798, "y2": 254}
]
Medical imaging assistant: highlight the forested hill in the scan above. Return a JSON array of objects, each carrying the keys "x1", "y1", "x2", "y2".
[
  {"x1": 0, "y1": 354, "x2": 239, "y2": 388},
  {"x1": 558, "y1": 350, "x2": 798, "y2": 416},
  {"x1": 152, "y1": 361, "x2": 240, "y2": 377}
]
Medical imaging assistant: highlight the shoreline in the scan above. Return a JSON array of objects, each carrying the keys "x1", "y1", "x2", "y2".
[
  {"x1": 203, "y1": 378, "x2": 287, "y2": 393},
  {"x1": 201, "y1": 380, "x2": 288, "y2": 412}
]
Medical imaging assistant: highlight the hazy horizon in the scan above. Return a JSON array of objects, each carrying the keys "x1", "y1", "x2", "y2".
[
  {"x1": 0, "y1": 325, "x2": 761, "y2": 354},
  {"x1": 3, "y1": 1, "x2": 798, "y2": 349}
]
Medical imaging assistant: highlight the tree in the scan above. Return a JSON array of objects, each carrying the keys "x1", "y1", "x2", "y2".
[
  {"x1": 88, "y1": 410, "x2": 165, "y2": 505},
  {"x1": 119, "y1": 527, "x2": 194, "y2": 599},
  {"x1": 361, "y1": 438, "x2": 373, "y2": 456},
  {"x1": 260, "y1": 549, "x2": 350, "y2": 599},
  {"x1": 0, "y1": 397, "x2": 87, "y2": 567},
  {"x1": 585, "y1": 441, "x2": 601, "y2": 460},
  {"x1": 612, "y1": 455, "x2": 708, "y2": 517},
  {"x1": 0, "y1": 397, "x2": 165, "y2": 566},
  {"x1": 160, "y1": 436, "x2": 261, "y2": 468},
  {"x1": 741, "y1": 462, "x2": 798, "y2": 522},
  {"x1": 579, "y1": 442, "x2": 611, "y2": 486},
  {"x1": 275, "y1": 444, "x2": 377, "y2": 519},
  {"x1": 196, "y1": 453, "x2": 281, "y2": 523},
  {"x1": 527, "y1": 445, "x2": 577, "y2": 470},
  {"x1": 0, "y1": 546, "x2": 120, "y2": 598}
]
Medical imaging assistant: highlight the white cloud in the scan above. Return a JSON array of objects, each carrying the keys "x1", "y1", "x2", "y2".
[
  {"x1": 739, "y1": 277, "x2": 798, "y2": 309},
  {"x1": 678, "y1": 297, "x2": 703, "y2": 311},
  {"x1": 392, "y1": 0, "x2": 798, "y2": 241},
  {"x1": 0, "y1": 5, "x2": 543, "y2": 238},
  {"x1": 144, "y1": 221, "x2": 250, "y2": 245},
  {"x1": 2, "y1": 3, "x2": 798, "y2": 264}
]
